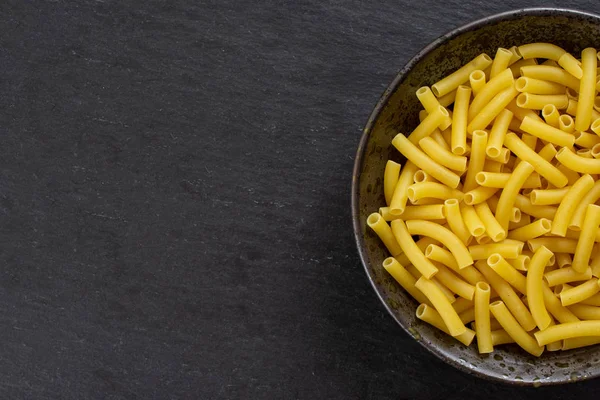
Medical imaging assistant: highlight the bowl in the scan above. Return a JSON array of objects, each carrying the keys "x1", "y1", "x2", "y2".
[{"x1": 352, "y1": 7, "x2": 600, "y2": 386}]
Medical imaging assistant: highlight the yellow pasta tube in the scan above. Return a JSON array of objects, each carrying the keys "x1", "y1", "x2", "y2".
[
  {"x1": 437, "y1": 89, "x2": 457, "y2": 107},
  {"x1": 408, "y1": 105, "x2": 451, "y2": 144},
  {"x1": 407, "y1": 182, "x2": 463, "y2": 202},
  {"x1": 542, "y1": 281, "x2": 580, "y2": 323},
  {"x1": 433, "y1": 262, "x2": 475, "y2": 300},
  {"x1": 566, "y1": 86, "x2": 578, "y2": 99},
  {"x1": 443, "y1": 199, "x2": 471, "y2": 245},
  {"x1": 507, "y1": 218, "x2": 551, "y2": 242},
  {"x1": 572, "y1": 204, "x2": 600, "y2": 273},
  {"x1": 508, "y1": 254, "x2": 530, "y2": 272},
  {"x1": 432, "y1": 53, "x2": 493, "y2": 97},
  {"x1": 486, "y1": 108, "x2": 512, "y2": 158},
  {"x1": 582, "y1": 292, "x2": 600, "y2": 306},
  {"x1": 419, "y1": 137, "x2": 467, "y2": 172},
  {"x1": 384, "y1": 160, "x2": 401, "y2": 206},
  {"x1": 576, "y1": 131, "x2": 600, "y2": 148},
  {"x1": 382, "y1": 257, "x2": 431, "y2": 305},
  {"x1": 566, "y1": 99, "x2": 600, "y2": 120},
  {"x1": 390, "y1": 219, "x2": 438, "y2": 278},
  {"x1": 518, "y1": 43, "x2": 566, "y2": 61},
  {"x1": 463, "y1": 130, "x2": 487, "y2": 191},
  {"x1": 516, "y1": 93, "x2": 568, "y2": 110},
  {"x1": 367, "y1": 213, "x2": 403, "y2": 256},
  {"x1": 593, "y1": 142, "x2": 600, "y2": 158},
  {"x1": 575, "y1": 48, "x2": 597, "y2": 132},
  {"x1": 528, "y1": 238, "x2": 579, "y2": 254},
  {"x1": 469, "y1": 70, "x2": 486, "y2": 96},
  {"x1": 392, "y1": 133, "x2": 460, "y2": 188},
  {"x1": 415, "y1": 304, "x2": 475, "y2": 345},
  {"x1": 505, "y1": 98, "x2": 543, "y2": 123},
  {"x1": 451, "y1": 85, "x2": 471, "y2": 155},
  {"x1": 504, "y1": 134, "x2": 567, "y2": 188},
  {"x1": 413, "y1": 170, "x2": 437, "y2": 184},
  {"x1": 541, "y1": 104, "x2": 560, "y2": 127},
  {"x1": 570, "y1": 181, "x2": 600, "y2": 230},
  {"x1": 469, "y1": 241, "x2": 524, "y2": 260},
  {"x1": 452, "y1": 297, "x2": 474, "y2": 314},
  {"x1": 558, "y1": 52, "x2": 584, "y2": 79},
  {"x1": 514, "y1": 194, "x2": 557, "y2": 220},
  {"x1": 489, "y1": 300, "x2": 544, "y2": 356},
  {"x1": 562, "y1": 337, "x2": 600, "y2": 350},
  {"x1": 544, "y1": 267, "x2": 592, "y2": 287},
  {"x1": 467, "y1": 86, "x2": 518, "y2": 133},
  {"x1": 380, "y1": 205, "x2": 446, "y2": 221},
  {"x1": 535, "y1": 321, "x2": 600, "y2": 346},
  {"x1": 560, "y1": 279, "x2": 600, "y2": 306},
  {"x1": 568, "y1": 304, "x2": 600, "y2": 320},
  {"x1": 519, "y1": 116, "x2": 575, "y2": 148},
  {"x1": 592, "y1": 118, "x2": 600, "y2": 137},
  {"x1": 474, "y1": 282, "x2": 493, "y2": 353},
  {"x1": 509, "y1": 58, "x2": 536, "y2": 77},
  {"x1": 558, "y1": 115, "x2": 575, "y2": 133},
  {"x1": 389, "y1": 162, "x2": 418, "y2": 216},
  {"x1": 476, "y1": 172, "x2": 540, "y2": 189},
  {"x1": 520, "y1": 65, "x2": 580, "y2": 91},
  {"x1": 494, "y1": 160, "x2": 535, "y2": 231},
  {"x1": 527, "y1": 245, "x2": 553, "y2": 330},
  {"x1": 556, "y1": 253, "x2": 573, "y2": 269},
  {"x1": 415, "y1": 277, "x2": 466, "y2": 336},
  {"x1": 529, "y1": 187, "x2": 570, "y2": 205},
  {"x1": 474, "y1": 202, "x2": 505, "y2": 242},
  {"x1": 491, "y1": 329, "x2": 515, "y2": 345},
  {"x1": 468, "y1": 68, "x2": 514, "y2": 121},
  {"x1": 416, "y1": 87, "x2": 452, "y2": 130},
  {"x1": 461, "y1": 204, "x2": 485, "y2": 237},
  {"x1": 405, "y1": 220, "x2": 473, "y2": 269},
  {"x1": 515, "y1": 76, "x2": 566, "y2": 95},
  {"x1": 463, "y1": 186, "x2": 499, "y2": 206},
  {"x1": 489, "y1": 47, "x2": 513, "y2": 79},
  {"x1": 488, "y1": 254, "x2": 527, "y2": 295},
  {"x1": 556, "y1": 147, "x2": 600, "y2": 173},
  {"x1": 551, "y1": 174, "x2": 594, "y2": 236}
]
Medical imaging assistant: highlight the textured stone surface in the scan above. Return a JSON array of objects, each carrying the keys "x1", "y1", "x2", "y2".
[{"x1": 2, "y1": 0, "x2": 600, "y2": 399}]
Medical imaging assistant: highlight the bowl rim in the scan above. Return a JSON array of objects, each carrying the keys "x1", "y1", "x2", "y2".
[{"x1": 351, "y1": 7, "x2": 600, "y2": 386}]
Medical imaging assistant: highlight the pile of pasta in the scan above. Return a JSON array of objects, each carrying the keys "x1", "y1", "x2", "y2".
[{"x1": 367, "y1": 43, "x2": 600, "y2": 356}]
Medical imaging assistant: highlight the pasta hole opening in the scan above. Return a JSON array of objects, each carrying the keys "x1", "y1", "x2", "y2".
[
  {"x1": 488, "y1": 253, "x2": 502, "y2": 266},
  {"x1": 540, "y1": 219, "x2": 552, "y2": 231},
  {"x1": 453, "y1": 145, "x2": 466, "y2": 156},
  {"x1": 416, "y1": 304, "x2": 427, "y2": 318},
  {"x1": 548, "y1": 254, "x2": 556, "y2": 266},
  {"x1": 502, "y1": 150, "x2": 510, "y2": 163},
  {"x1": 554, "y1": 284, "x2": 564, "y2": 296},
  {"x1": 530, "y1": 191, "x2": 538, "y2": 204},
  {"x1": 417, "y1": 87, "x2": 429, "y2": 96},
  {"x1": 424, "y1": 245, "x2": 434, "y2": 257},
  {"x1": 556, "y1": 147, "x2": 567, "y2": 157},
  {"x1": 483, "y1": 54, "x2": 492, "y2": 63},
  {"x1": 464, "y1": 193, "x2": 475, "y2": 205},
  {"x1": 473, "y1": 227, "x2": 485, "y2": 237},
  {"x1": 414, "y1": 171, "x2": 427, "y2": 183},
  {"x1": 516, "y1": 93, "x2": 528, "y2": 107},
  {"x1": 476, "y1": 282, "x2": 490, "y2": 292},
  {"x1": 493, "y1": 232, "x2": 506, "y2": 242},
  {"x1": 592, "y1": 143, "x2": 600, "y2": 157},
  {"x1": 577, "y1": 149, "x2": 591, "y2": 157},
  {"x1": 486, "y1": 147, "x2": 501, "y2": 159},
  {"x1": 438, "y1": 105, "x2": 449, "y2": 117},
  {"x1": 473, "y1": 130, "x2": 487, "y2": 140},
  {"x1": 382, "y1": 257, "x2": 395, "y2": 268},
  {"x1": 592, "y1": 118, "x2": 600, "y2": 131},
  {"x1": 475, "y1": 172, "x2": 487, "y2": 185},
  {"x1": 516, "y1": 78, "x2": 527, "y2": 91},
  {"x1": 490, "y1": 300, "x2": 503, "y2": 307},
  {"x1": 431, "y1": 86, "x2": 441, "y2": 97},
  {"x1": 511, "y1": 208, "x2": 521, "y2": 223},
  {"x1": 367, "y1": 213, "x2": 381, "y2": 225},
  {"x1": 527, "y1": 241, "x2": 535, "y2": 252},
  {"x1": 389, "y1": 207, "x2": 404, "y2": 216},
  {"x1": 407, "y1": 187, "x2": 417, "y2": 202},
  {"x1": 559, "y1": 115, "x2": 573, "y2": 127},
  {"x1": 444, "y1": 198, "x2": 458, "y2": 206},
  {"x1": 470, "y1": 70, "x2": 484, "y2": 80}
]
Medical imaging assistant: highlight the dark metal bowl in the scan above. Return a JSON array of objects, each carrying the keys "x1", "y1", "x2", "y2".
[{"x1": 352, "y1": 8, "x2": 600, "y2": 386}]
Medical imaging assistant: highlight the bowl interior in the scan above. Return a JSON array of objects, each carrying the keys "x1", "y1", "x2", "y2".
[{"x1": 354, "y1": 8, "x2": 600, "y2": 385}]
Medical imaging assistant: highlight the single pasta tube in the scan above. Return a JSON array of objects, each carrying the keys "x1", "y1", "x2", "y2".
[
  {"x1": 527, "y1": 246, "x2": 553, "y2": 330},
  {"x1": 474, "y1": 282, "x2": 493, "y2": 353},
  {"x1": 572, "y1": 205, "x2": 600, "y2": 272},
  {"x1": 489, "y1": 301, "x2": 544, "y2": 356},
  {"x1": 463, "y1": 186, "x2": 499, "y2": 205},
  {"x1": 556, "y1": 253, "x2": 573, "y2": 269},
  {"x1": 558, "y1": 114, "x2": 575, "y2": 133},
  {"x1": 519, "y1": 116, "x2": 575, "y2": 147},
  {"x1": 389, "y1": 162, "x2": 418, "y2": 216},
  {"x1": 469, "y1": 240, "x2": 524, "y2": 260},
  {"x1": 432, "y1": 262, "x2": 475, "y2": 300},
  {"x1": 520, "y1": 65, "x2": 579, "y2": 92},
  {"x1": 516, "y1": 76, "x2": 566, "y2": 95},
  {"x1": 490, "y1": 48, "x2": 513, "y2": 78},
  {"x1": 469, "y1": 70, "x2": 486, "y2": 96},
  {"x1": 476, "y1": 172, "x2": 540, "y2": 189},
  {"x1": 491, "y1": 329, "x2": 515, "y2": 346},
  {"x1": 563, "y1": 337, "x2": 600, "y2": 350},
  {"x1": 488, "y1": 253, "x2": 527, "y2": 295},
  {"x1": 575, "y1": 48, "x2": 597, "y2": 132},
  {"x1": 432, "y1": 53, "x2": 493, "y2": 97},
  {"x1": 545, "y1": 267, "x2": 592, "y2": 287},
  {"x1": 452, "y1": 297, "x2": 474, "y2": 314},
  {"x1": 528, "y1": 238, "x2": 578, "y2": 254},
  {"x1": 463, "y1": 130, "x2": 488, "y2": 191},
  {"x1": 424, "y1": 244, "x2": 485, "y2": 286},
  {"x1": 514, "y1": 194, "x2": 557, "y2": 220},
  {"x1": 382, "y1": 257, "x2": 431, "y2": 305},
  {"x1": 516, "y1": 93, "x2": 568, "y2": 110},
  {"x1": 542, "y1": 281, "x2": 580, "y2": 323},
  {"x1": 560, "y1": 279, "x2": 600, "y2": 307},
  {"x1": 508, "y1": 255, "x2": 530, "y2": 272},
  {"x1": 551, "y1": 174, "x2": 595, "y2": 236},
  {"x1": 494, "y1": 160, "x2": 535, "y2": 231},
  {"x1": 509, "y1": 58, "x2": 536, "y2": 77},
  {"x1": 437, "y1": 89, "x2": 457, "y2": 107},
  {"x1": 415, "y1": 304, "x2": 475, "y2": 346},
  {"x1": 380, "y1": 205, "x2": 446, "y2": 221},
  {"x1": 461, "y1": 204, "x2": 485, "y2": 237},
  {"x1": 518, "y1": 43, "x2": 566, "y2": 61},
  {"x1": 486, "y1": 108, "x2": 512, "y2": 158},
  {"x1": 541, "y1": 103, "x2": 560, "y2": 127},
  {"x1": 443, "y1": 199, "x2": 471, "y2": 245},
  {"x1": 558, "y1": 52, "x2": 583, "y2": 78},
  {"x1": 408, "y1": 105, "x2": 451, "y2": 144},
  {"x1": 390, "y1": 220, "x2": 438, "y2": 278},
  {"x1": 568, "y1": 304, "x2": 600, "y2": 320},
  {"x1": 507, "y1": 218, "x2": 551, "y2": 242},
  {"x1": 535, "y1": 321, "x2": 600, "y2": 346},
  {"x1": 474, "y1": 201, "x2": 506, "y2": 242},
  {"x1": 384, "y1": 160, "x2": 401, "y2": 206},
  {"x1": 451, "y1": 85, "x2": 471, "y2": 155},
  {"x1": 575, "y1": 131, "x2": 600, "y2": 148},
  {"x1": 569, "y1": 181, "x2": 600, "y2": 230},
  {"x1": 367, "y1": 213, "x2": 402, "y2": 256},
  {"x1": 419, "y1": 137, "x2": 467, "y2": 172},
  {"x1": 415, "y1": 277, "x2": 466, "y2": 336},
  {"x1": 556, "y1": 147, "x2": 600, "y2": 173},
  {"x1": 407, "y1": 182, "x2": 463, "y2": 202},
  {"x1": 529, "y1": 187, "x2": 570, "y2": 205}
]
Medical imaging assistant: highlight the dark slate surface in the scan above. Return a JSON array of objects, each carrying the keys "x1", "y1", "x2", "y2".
[{"x1": 3, "y1": 0, "x2": 600, "y2": 399}]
